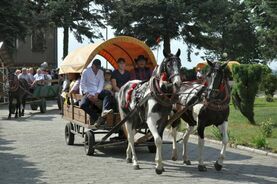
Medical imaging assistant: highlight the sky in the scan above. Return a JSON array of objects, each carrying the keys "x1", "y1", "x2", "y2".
[{"x1": 57, "y1": 27, "x2": 277, "y2": 71}]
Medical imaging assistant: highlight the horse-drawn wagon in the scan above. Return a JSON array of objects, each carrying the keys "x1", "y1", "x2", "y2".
[{"x1": 59, "y1": 36, "x2": 159, "y2": 155}]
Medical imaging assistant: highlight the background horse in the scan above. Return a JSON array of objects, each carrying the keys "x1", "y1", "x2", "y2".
[
  {"x1": 171, "y1": 60, "x2": 230, "y2": 172},
  {"x1": 118, "y1": 49, "x2": 182, "y2": 174},
  {"x1": 7, "y1": 73, "x2": 29, "y2": 119}
]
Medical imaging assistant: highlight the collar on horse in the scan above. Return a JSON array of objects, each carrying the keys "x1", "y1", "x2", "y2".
[
  {"x1": 203, "y1": 79, "x2": 230, "y2": 111},
  {"x1": 149, "y1": 74, "x2": 178, "y2": 107}
]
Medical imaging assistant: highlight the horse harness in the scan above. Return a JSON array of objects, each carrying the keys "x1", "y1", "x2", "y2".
[{"x1": 203, "y1": 79, "x2": 230, "y2": 111}]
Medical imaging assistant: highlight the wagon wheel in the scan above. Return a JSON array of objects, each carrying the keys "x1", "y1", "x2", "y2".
[
  {"x1": 40, "y1": 98, "x2": 46, "y2": 113},
  {"x1": 65, "y1": 122, "x2": 74, "y2": 145},
  {"x1": 84, "y1": 130, "x2": 95, "y2": 156},
  {"x1": 147, "y1": 141, "x2": 156, "y2": 153},
  {"x1": 30, "y1": 103, "x2": 38, "y2": 110},
  {"x1": 147, "y1": 130, "x2": 156, "y2": 153}
]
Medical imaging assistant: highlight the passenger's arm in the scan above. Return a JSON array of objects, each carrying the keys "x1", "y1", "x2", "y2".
[
  {"x1": 80, "y1": 71, "x2": 86, "y2": 95},
  {"x1": 96, "y1": 71, "x2": 104, "y2": 94},
  {"x1": 111, "y1": 79, "x2": 120, "y2": 92}
]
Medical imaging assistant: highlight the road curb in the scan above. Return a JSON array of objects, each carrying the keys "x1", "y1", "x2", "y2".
[{"x1": 174, "y1": 131, "x2": 277, "y2": 158}]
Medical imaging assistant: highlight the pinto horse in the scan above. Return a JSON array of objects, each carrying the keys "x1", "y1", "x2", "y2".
[
  {"x1": 171, "y1": 60, "x2": 231, "y2": 171},
  {"x1": 118, "y1": 49, "x2": 183, "y2": 174},
  {"x1": 7, "y1": 73, "x2": 29, "y2": 119}
]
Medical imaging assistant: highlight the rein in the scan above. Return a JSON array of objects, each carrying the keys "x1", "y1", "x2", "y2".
[
  {"x1": 149, "y1": 75, "x2": 179, "y2": 107},
  {"x1": 203, "y1": 79, "x2": 230, "y2": 111}
]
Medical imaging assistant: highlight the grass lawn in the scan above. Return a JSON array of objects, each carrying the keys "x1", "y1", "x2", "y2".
[{"x1": 178, "y1": 98, "x2": 277, "y2": 153}]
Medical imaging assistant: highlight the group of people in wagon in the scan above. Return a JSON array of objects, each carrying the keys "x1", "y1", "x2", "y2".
[{"x1": 64, "y1": 55, "x2": 152, "y2": 127}]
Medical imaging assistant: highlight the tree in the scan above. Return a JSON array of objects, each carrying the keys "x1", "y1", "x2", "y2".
[
  {"x1": 95, "y1": 0, "x2": 188, "y2": 54},
  {"x1": 47, "y1": 0, "x2": 104, "y2": 58},
  {"x1": 245, "y1": 0, "x2": 277, "y2": 61},
  {"x1": 182, "y1": 0, "x2": 260, "y2": 63},
  {"x1": 232, "y1": 64, "x2": 265, "y2": 124},
  {"x1": 0, "y1": 0, "x2": 29, "y2": 51}
]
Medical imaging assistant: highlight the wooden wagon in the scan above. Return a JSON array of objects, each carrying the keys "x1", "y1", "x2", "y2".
[{"x1": 59, "y1": 36, "x2": 160, "y2": 155}]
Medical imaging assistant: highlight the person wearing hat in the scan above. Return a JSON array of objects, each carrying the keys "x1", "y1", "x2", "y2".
[
  {"x1": 79, "y1": 59, "x2": 113, "y2": 127},
  {"x1": 196, "y1": 67, "x2": 203, "y2": 80},
  {"x1": 104, "y1": 69, "x2": 113, "y2": 92},
  {"x1": 111, "y1": 58, "x2": 130, "y2": 92},
  {"x1": 130, "y1": 55, "x2": 152, "y2": 81}
]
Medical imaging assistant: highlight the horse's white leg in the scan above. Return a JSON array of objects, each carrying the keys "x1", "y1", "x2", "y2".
[
  {"x1": 125, "y1": 122, "x2": 139, "y2": 169},
  {"x1": 147, "y1": 113, "x2": 163, "y2": 174},
  {"x1": 171, "y1": 126, "x2": 178, "y2": 161},
  {"x1": 182, "y1": 126, "x2": 195, "y2": 165},
  {"x1": 196, "y1": 124, "x2": 207, "y2": 171},
  {"x1": 215, "y1": 121, "x2": 228, "y2": 171}
]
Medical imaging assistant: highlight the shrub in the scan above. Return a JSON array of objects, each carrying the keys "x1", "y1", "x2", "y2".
[
  {"x1": 232, "y1": 64, "x2": 265, "y2": 124},
  {"x1": 261, "y1": 118, "x2": 274, "y2": 137},
  {"x1": 261, "y1": 74, "x2": 277, "y2": 102},
  {"x1": 252, "y1": 135, "x2": 268, "y2": 149}
]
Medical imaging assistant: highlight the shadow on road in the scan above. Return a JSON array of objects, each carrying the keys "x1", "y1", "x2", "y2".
[{"x1": 0, "y1": 136, "x2": 44, "y2": 183}]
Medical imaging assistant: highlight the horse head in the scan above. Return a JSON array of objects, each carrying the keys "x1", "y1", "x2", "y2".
[
  {"x1": 206, "y1": 60, "x2": 229, "y2": 100},
  {"x1": 7, "y1": 72, "x2": 19, "y2": 92},
  {"x1": 157, "y1": 49, "x2": 182, "y2": 92}
]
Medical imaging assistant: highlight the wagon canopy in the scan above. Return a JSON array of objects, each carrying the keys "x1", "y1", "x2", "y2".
[
  {"x1": 195, "y1": 60, "x2": 240, "y2": 72},
  {"x1": 59, "y1": 36, "x2": 157, "y2": 74}
]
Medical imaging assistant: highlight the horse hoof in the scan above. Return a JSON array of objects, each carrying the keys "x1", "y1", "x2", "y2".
[
  {"x1": 126, "y1": 158, "x2": 132, "y2": 163},
  {"x1": 183, "y1": 160, "x2": 191, "y2": 165},
  {"x1": 171, "y1": 156, "x2": 178, "y2": 161},
  {"x1": 155, "y1": 168, "x2": 163, "y2": 175},
  {"x1": 133, "y1": 165, "x2": 140, "y2": 170},
  {"x1": 198, "y1": 165, "x2": 207, "y2": 172},
  {"x1": 214, "y1": 161, "x2": 223, "y2": 171}
]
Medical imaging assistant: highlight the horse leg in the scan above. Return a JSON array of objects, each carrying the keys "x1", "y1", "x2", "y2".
[
  {"x1": 147, "y1": 113, "x2": 164, "y2": 174},
  {"x1": 15, "y1": 99, "x2": 19, "y2": 118},
  {"x1": 171, "y1": 126, "x2": 178, "y2": 161},
  {"x1": 214, "y1": 121, "x2": 228, "y2": 171},
  {"x1": 197, "y1": 125, "x2": 207, "y2": 171},
  {"x1": 125, "y1": 122, "x2": 139, "y2": 169},
  {"x1": 8, "y1": 97, "x2": 12, "y2": 119},
  {"x1": 183, "y1": 125, "x2": 195, "y2": 165},
  {"x1": 21, "y1": 97, "x2": 26, "y2": 116}
]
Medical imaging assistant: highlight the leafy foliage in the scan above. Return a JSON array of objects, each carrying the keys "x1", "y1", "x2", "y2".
[
  {"x1": 245, "y1": 0, "x2": 277, "y2": 61},
  {"x1": 261, "y1": 118, "x2": 274, "y2": 137},
  {"x1": 261, "y1": 73, "x2": 277, "y2": 102},
  {"x1": 232, "y1": 64, "x2": 265, "y2": 124},
  {"x1": 252, "y1": 134, "x2": 268, "y2": 149}
]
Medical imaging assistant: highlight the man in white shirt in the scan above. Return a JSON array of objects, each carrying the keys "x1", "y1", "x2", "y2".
[{"x1": 80, "y1": 59, "x2": 113, "y2": 126}]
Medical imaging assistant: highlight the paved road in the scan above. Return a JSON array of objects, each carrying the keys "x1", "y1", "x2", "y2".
[{"x1": 0, "y1": 102, "x2": 277, "y2": 184}]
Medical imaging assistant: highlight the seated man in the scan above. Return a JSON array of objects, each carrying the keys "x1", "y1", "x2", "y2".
[
  {"x1": 111, "y1": 58, "x2": 130, "y2": 93},
  {"x1": 18, "y1": 67, "x2": 33, "y2": 85},
  {"x1": 79, "y1": 59, "x2": 113, "y2": 127},
  {"x1": 130, "y1": 55, "x2": 152, "y2": 81}
]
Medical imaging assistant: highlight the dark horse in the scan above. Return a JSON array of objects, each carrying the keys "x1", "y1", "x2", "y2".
[
  {"x1": 7, "y1": 73, "x2": 29, "y2": 119},
  {"x1": 118, "y1": 49, "x2": 182, "y2": 174},
  {"x1": 171, "y1": 60, "x2": 231, "y2": 172}
]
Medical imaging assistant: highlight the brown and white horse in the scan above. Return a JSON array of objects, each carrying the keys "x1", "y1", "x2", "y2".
[
  {"x1": 118, "y1": 50, "x2": 183, "y2": 174},
  {"x1": 171, "y1": 60, "x2": 231, "y2": 171}
]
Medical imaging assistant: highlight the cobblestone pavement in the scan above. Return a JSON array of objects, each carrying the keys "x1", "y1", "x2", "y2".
[{"x1": 0, "y1": 102, "x2": 277, "y2": 184}]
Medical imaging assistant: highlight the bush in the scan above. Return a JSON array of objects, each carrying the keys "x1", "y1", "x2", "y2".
[
  {"x1": 252, "y1": 135, "x2": 268, "y2": 149},
  {"x1": 261, "y1": 119, "x2": 274, "y2": 137},
  {"x1": 261, "y1": 74, "x2": 277, "y2": 102},
  {"x1": 232, "y1": 64, "x2": 265, "y2": 124}
]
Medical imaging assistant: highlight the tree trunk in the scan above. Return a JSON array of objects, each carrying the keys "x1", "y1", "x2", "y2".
[
  {"x1": 163, "y1": 35, "x2": 171, "y2": 54},
  {"x1": 63, "y1": 26, "x2": 69, "y2": 59}
]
